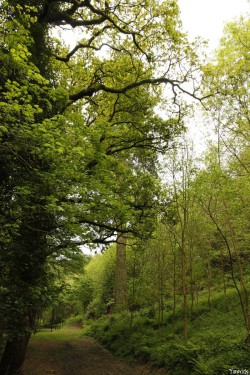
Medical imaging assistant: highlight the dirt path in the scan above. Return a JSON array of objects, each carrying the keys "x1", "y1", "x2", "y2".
[{"x1": 22, "y1": 327, "x2": 167, "y2": 375}]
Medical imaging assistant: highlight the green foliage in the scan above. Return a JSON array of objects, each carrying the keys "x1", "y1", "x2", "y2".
[
  {"x1": 86, "y1": 288, "x2": 250, "y2": 375},
  {"x1": 0, "y1": 0, "x2": 189, "y2": 355},
  {"x1": 75, "y1": 247, "x2": 116, "y2": 317},
  {"x1": 1, "y1": 1, "x2": 249, "y2": 375},
  {"x1": 64, "y1": 315, "x2": 84, "y2": 328}
]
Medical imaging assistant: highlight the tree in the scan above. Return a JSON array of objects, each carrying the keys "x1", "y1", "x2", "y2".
[
  {"x1": 203, "y1": 17, "x2": 250, "y2": 168},
  {"x1": 0, "y1": 1, "x2": 201, "y2": 372},
  {"x1": 0, "y1": 5, "x2": 69, "y2": 372},
  {"x1": 76, "y1": 247, "x2": 116, "y2": 317},
  {"x1": 201, "y1": 16, "x2": 250, "y2": 342},
  {"x1": 163, "y1": 136, "x2": 198, "y2": 340}
]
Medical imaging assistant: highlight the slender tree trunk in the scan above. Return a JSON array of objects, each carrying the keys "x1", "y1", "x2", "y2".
[
  {"x1": 226, "y1": 217, "x2": 250, "y2": 338},
  {"x1": 182, "y1": 207, "x2": 188, "y2": 341},
  {"x1": 114, "y1": 233, "x2": 128, "y2": 313},
  {"x1": 51, "y1": 308, "x2": 55, "y2": 332},
  {"x1": 156, "y1": 248, "x2": 164, "y2": 329},
  {"x1": 160, "y1": 269, "x2": 164, "y2": 324},
  {"x1": 207, "y1": 207, "x2": 250, "y2": 339},
  {"x1": 221, "y1": 255, "x2": 229, "y2": 311},
  {"x1": 189, "y1": 246, "x2": 194, "y2": 318},
  {"x1": 129, "y1": 252, "x2": 137, "y2": 328},
  {"x1": 206, "y1": 262, "x2": 212, "y2": 309},
  {"x1": 182, "y1": 248, "x2": 188, "y2": 341},
  {"x1": 157, "y1": 268, "x2": 164, "y2": 329},
  {"x1": 172, "y1": 252, "x2": 176, "y2": 322}
]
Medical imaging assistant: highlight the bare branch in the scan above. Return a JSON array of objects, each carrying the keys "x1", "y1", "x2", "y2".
[{"x1": 69, "y1": 77, "x2": 202, "y2": 103}]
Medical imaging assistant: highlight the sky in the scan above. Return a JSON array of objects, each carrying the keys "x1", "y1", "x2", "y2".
[
  {"x1": 61, "y1": 1, "x2": 249, "y2": 51},
  {"x1": 177, "y1": 0, "x2": 249, "y2": 154},
  {"x1": 178, "y1": 0, "x2": 249, "y2": 49}
]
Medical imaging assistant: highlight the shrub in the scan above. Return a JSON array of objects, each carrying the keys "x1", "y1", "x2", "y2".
[{"x1": 65, "y1": 314, "x2": 83, "y2": 327}]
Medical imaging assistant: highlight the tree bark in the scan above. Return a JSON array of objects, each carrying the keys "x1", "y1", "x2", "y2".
[
  {"x1": 182, "y1": 207, "x2": 188, "y2": 341},
  {"x1": 206, "y1": 261, "x2": 212, "y2": 309},
  {"x1": 172, "y1": 252, "x2": 176, "y2": 322},
  {"x1": 114, "y1": 233, "x2": 128, "y2": 313},
  {"x1": 0, "y1": 334, "x2": 31, "y2": 375}
]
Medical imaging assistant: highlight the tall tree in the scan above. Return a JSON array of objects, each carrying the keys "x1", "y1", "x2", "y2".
[
  {"x1": 202, "y1": 16, "x2": 250, "y2": 341},
  {"x1": 203, "y1": 17, "x2": 250, "y2": 167},
  {"x1": 0, "y1": 1, "x2": 201, "y2": 372},
  {"x1": 163, "y1": 136, "x2": 197, "y2": 340}
]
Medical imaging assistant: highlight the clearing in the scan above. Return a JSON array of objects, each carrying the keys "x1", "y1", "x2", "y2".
[{"x1": 22, "y1": 327, "x2": 167, "y2": 375}]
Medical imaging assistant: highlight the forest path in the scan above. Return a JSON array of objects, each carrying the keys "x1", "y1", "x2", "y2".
[{"x1": 23, "y1": 327, "x2": 167, "y2": 375}]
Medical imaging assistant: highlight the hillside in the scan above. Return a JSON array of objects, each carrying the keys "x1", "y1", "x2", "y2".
[{"x1": 86, "y1": 287, "x2": 250, "y2": 375}]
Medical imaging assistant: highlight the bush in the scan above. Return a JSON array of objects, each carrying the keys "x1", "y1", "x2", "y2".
[{"x1": 65, "y1": 314, "x2": 83, "y2": 327}]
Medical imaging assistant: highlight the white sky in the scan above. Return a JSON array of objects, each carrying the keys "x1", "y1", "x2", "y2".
[
  {"x1": 178, "y1": 0, "x2": 249, "y2": 49},
  {"x1": 61, "y1": 1, "x2": 250, "y2": 50},
  {"x1": 177, "y1": 0, "x2": 249, "y2": 155}
]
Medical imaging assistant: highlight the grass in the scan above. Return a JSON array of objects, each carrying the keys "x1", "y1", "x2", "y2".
[{"x1": 32, "y1": 326, "x2": 83, "y2": 341}]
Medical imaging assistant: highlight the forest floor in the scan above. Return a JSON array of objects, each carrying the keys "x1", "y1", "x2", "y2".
[{"x1": 22, "y1": 327, "x2": 167, "y2": 375}]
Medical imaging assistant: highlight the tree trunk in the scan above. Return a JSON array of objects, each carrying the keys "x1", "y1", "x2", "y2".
[
  {"x1": 129, "y1": 252, "x2": 137, "y2": 328},
  {"x1": 206, "y1": 261, "x2": 212, "y2": 309},
  {"x1": 172, "y1": 248, "x2": 177, "y2": 322},
  {"x1": 189, "y1": 246, "x2": 194, "y2": 318},
  {"x1": 225, "y1": 210, "x2": 250, "y2": 337},
  {"x1": 114, "y1": 233, "x2": 128, "y2": 313},
  {"x1": 182, "y1": 207, "x2": 188, "y2": 341},
  {"x1": 207, "y1": 207, "x2": 250, "y2": 337},
  {"x1": 0, "y1": 334, "x2": 31, "y2": 375}
]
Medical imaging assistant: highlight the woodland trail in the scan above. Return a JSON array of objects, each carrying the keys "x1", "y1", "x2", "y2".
[{"x1": 22, "y1": 327, "x2": 167, "y2": 375}]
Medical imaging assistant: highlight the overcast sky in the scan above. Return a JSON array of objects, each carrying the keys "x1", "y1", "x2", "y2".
[
  {"x1": 178, "y1": 0, "x2": 249, "y2": 49},
  {"x1": 61, "y1": 1, "x2": 249, "y2": 51},
  {"x1": 176, "y1": 0, "x2": 249, "y2": 156}
]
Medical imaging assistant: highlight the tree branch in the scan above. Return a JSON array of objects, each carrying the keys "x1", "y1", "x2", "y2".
[
  {"x1": 46, "y1": 12, "x2": 106, "y2": 27},
  {"x1": 68, "y1": 76, "x2": 202, "y2": 104},
  {"x1": 55, "y1": 25, "x2": 128, "y2": 62},
  {"x1": 69, "y1": 77, "x2": 171, "y2": 101},
  {"x1": 77, "y1": 218, "x2": 133, "y2": 235}
]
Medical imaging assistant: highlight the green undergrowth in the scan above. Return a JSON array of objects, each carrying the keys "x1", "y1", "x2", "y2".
[
  {"x1": 85, "y1": 289, "x2": 250, "y2": 375},
  {"x1": 32, "y1": 326, "x2": 83, "y2": 341},
  {"x1": 64, "y1": 314, "x2": 84, "y2": 327}
]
